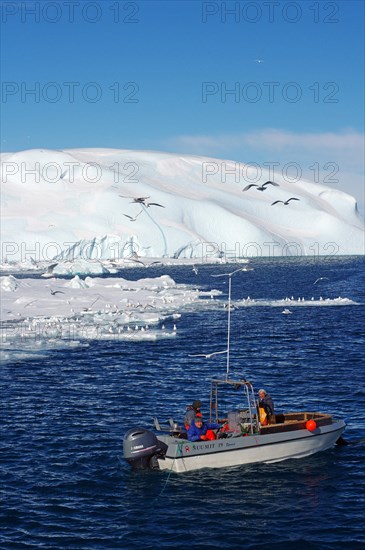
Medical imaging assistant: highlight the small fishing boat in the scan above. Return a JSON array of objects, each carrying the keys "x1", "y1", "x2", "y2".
[{"x1": 123, "y1": 268, "x2": 346, "y2": 473}]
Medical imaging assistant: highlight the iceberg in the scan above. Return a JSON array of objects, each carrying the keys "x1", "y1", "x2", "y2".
[{"x1": 1, "y1": 148, "x2": 364, "y2": 266}]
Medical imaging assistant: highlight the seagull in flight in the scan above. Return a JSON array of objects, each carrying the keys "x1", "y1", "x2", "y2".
[
  {"x1": 254, "y1": 58, "x2": 264, "y2": 64},
  {"x1": 132, "y1": 197, "x2": 150, "y2": 204},
  {"x1": 189, "y1": 349, "x2": 228, "y2": 359},
  {"x1": 45, "y1": 262, "x2": 58, "y2": 274},
  {"x1": 242, "y1": 181, "x2": 279, "y2": 192},
  {"x1": 24, "y1": 299, "x2": 38, "y2": 308},
  {"x1": 124, "y1": 258, "x2": 146, "y2": 266},
  {"x1": 271, "y1": 197, "x2": 300, "y2": 206},
  {"x1": 120, "y1": 195, "x2": 165, "y2": 208},
  {"x1": 145, "y1": 202, "x2": 165, "y2": 208},
  {"x1": 314, "y1": 277, "x2": 329, "y2": 285},
  {"x1": 211, "y1": 266, "x2": 251, "y2": 278},
  {"x1": 119, "y1": 195, "x2": 150, "y2": 204},
  {"x1": 50, "y1": 289, "x2": 65, "y2": 295},
  {"x1": 123, "y1": 210, "x2": 143, "y2": 222}
]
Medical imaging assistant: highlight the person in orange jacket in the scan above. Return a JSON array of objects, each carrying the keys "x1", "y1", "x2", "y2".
[{"x1": 258, "y1": 389, "x2": 275, "y2": 425}]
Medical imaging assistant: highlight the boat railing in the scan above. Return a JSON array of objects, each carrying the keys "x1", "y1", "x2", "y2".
[{"x1": 209, "y1": 378, "x2": 260, "y2": 435}]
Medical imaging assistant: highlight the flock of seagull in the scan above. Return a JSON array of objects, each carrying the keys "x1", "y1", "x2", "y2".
[
  {"x1": 242, "y1": 180, "x2": 300, "y2": 206},
  {"x1": 120, "y1": 179, "x2": 300, "y2": 223}
]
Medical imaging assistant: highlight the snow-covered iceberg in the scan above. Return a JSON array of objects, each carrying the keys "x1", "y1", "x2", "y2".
[{"x1": 1, "y1": 148, "x2": 364, "y2": 264}]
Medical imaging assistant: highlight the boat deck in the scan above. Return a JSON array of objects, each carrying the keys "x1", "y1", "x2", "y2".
[{"x1": 260, "y1": 412, "x2": 333, "y2": 435}]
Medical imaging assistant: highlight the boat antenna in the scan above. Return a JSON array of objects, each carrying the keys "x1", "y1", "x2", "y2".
[{"x1": 212, "y1": 266, "x2": 248, "y2": 381}]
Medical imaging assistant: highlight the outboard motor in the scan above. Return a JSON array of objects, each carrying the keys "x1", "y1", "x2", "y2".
[{"x1": 123, "y1": 428, "x2": 166, "y2": 470}]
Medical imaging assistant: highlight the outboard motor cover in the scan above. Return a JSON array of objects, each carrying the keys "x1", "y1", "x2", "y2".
[{"x1": 123, "y1": 427, "x2": 164, "y2": 469}]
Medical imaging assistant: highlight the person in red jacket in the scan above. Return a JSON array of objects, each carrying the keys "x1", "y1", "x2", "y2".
[{"x1": 187, "y1": 416, "x2": 220, "y2": 442}]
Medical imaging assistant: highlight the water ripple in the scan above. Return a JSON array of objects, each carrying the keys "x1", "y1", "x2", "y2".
[{"x1": 1, "y1": 258, "x2": 365, "y2": 548}]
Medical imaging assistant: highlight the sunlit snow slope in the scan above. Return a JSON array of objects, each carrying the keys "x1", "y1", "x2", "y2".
[{"x1": 1, "y1": 148, "x2": 364, "y2": 261}]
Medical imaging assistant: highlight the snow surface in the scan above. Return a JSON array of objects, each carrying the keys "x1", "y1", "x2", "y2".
[{"x1": 1, "y1": 148, "x2": 364, "y2": 267}]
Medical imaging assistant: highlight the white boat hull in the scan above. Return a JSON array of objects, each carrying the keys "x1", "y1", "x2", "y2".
[{"x1": 157, "y1": 420, "x2": 345, "y2": 473}]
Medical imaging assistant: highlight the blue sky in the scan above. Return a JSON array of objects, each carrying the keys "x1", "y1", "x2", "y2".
[{"x1": 1, "y1": 0, "x2": 364, "y2": 211}]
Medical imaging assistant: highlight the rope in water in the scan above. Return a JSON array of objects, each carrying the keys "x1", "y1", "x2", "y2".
[{"x1": 156, "y1": 441, "x2": 185, "y2": 499}]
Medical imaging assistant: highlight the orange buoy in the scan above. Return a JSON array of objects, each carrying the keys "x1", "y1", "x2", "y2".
[{"x1": 306, "y1": 419, "x2": 317, "y2": 431}]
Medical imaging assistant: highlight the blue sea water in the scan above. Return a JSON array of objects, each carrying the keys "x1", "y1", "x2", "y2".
[{"x1": 1, "y1": 257, "x2": 365, "y2": 549}]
